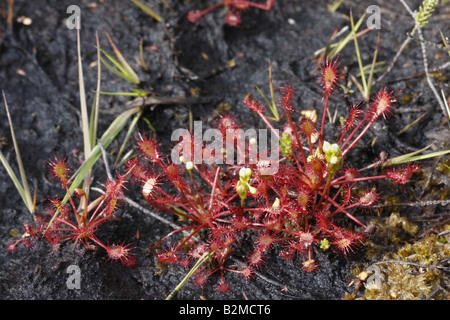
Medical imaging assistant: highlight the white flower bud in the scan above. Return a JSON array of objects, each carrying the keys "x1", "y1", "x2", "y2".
[{"x1": 185, "y1": 161, "x2": 194, "y2": 170}]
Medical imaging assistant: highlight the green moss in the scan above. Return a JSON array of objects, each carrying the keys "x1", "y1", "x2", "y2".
[
  {"x1": 347, "y1": 223, "x2": 450, "y2": 300},
  {"x1": 437, "y1": 158, "x2": 450, "y2": 175},
  {"x1": 9, "y1": 227, "x2": 20, "y2": 238},
  {"x1": 399, "y1": 94, "x2": 413, "y2": 104},
  {"x1": 431, "y1": 71, "x2": 449, "y2": 82},
  {"x1": 366, "y1": 212, "x2": 418, "y2": 250}
]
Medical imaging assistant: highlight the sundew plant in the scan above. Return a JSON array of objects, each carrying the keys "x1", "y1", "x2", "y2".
[{"x1": 126, "y1": 57, "x2": 420, "y2": 291}]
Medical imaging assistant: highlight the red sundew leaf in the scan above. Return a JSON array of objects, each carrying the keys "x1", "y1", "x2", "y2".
[
  {"x1": 370, "y1": 87, "x2": 396, "y2": 121},
  {"x1": 320, "y1": 57, "x2": 340, "y2": 96},
  {"x1": 48, "y1": 155, "x2": 70, "y2": 187},
  {"x1": 386, "y1": 163, "x2": 420, "y2": 185},
  {"x1": 243, "y1": 93, "x2": 265, "y2": 114},
  {"x1": 277, "y1": 83, "x2": 296, "y2": 113},
  {"x1": 136, "y1": 133, "x2": 160, "y2": 161}
]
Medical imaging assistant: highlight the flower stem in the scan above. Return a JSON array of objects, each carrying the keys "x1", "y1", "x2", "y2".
[{"x1": 319, "y1": 94, "x2": 329, "y2": 148}]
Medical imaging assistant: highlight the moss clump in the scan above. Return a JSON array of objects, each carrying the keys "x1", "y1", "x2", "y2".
[
  {"x1": 364, "y1": 212, "x2": 419, "y2": 257},
  {"x1": 346, "y1": 223, "x2": 450, "y2": 300}
]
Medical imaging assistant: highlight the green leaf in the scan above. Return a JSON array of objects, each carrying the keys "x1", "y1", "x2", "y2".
[
  {"x1": 0, "y1": 150, "x2": 33, "y2": 213},
  {"x1": 1, "y1": 92, "x2": 34, "y2": 214},
  {"x1": 77, "y1": 28, "x2": 92, "y2": 160}
]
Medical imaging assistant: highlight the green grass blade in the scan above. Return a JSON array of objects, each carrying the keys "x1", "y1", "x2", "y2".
[
  {"x1": 98, "y1": 47, "x2": 129, "y2": 75},
  {"x1": 90, "y1": 32, "x2": 102, "y2": 149},
  {"x1": 166, "y1": 252, "x2": 211, "y2": 300},
  {"x1": 96, "y1": 90, "x2": 148, "y2": 97},
  {"x1": 442, "y1": 89, "x2": 450, "y2": 120},
  {"x1": 115, "y1": 149, "x2": 135, "y2": 168},
  {"x1": 255, "y1": 86, "x2": 272, "y2": 110},
  {"x1": 2, "y1": 92, "x2": 34, "y2": 214},
  {"x1": 382, "y1": 144, "x2": 450, "y2": 166},
  {"x1": 97, "y1": 91, "x2": 141, "y2": 96},
  {"x1": 328, "y1": 13, "x2": 365, "y2": 58},
  {"x1": 99, "y1": 51, "x2": 139, "y2": 84},
  {"x1": 397, "y1": 112, "x2": 427, "y2": 135},
  {"x1": 268, "y1": 61, "x2": 279, "y2": 121},
  {"x1": 355, "y1": 62, "x2": 387, "y2": 77},
  {"x1": 142, "y1": 117, "x2": 156, "y2": 133},
  {"x1": 130, "y1": 0, "x2": 162, "y2": 22},
  {"x1": 0, "y1": 150, "x2": 33, "y2": 213},
  {"x1": 139, "y1": 38, "x2": 149, "y2": 71},
  {"x1": 114, "y1": 109, "x2": 143, "y2": 167},
  {"x1": 105, "y1": 33, "x2": 140, "y2": 84},
  {"x1": 366, "y1": 33, "x2": 380, "y2": 99},
  {"x1": 391, "y1": 149, "x2": 450, "y2": 164},
  {"x1": 77, "y1": 28, "x2": 92, "y2": 160},
  {"x1": 328, "y1": 0, "x2": 343, "y2": 12},
  {"x1": 254, "y1": 62, "x2": 280, "y2": 121},
  {"x1": 76, "y1": 28, "x2": 94, "y2": 207},
  {"x1": 350, "y1": 11, "x2": 368, "y2": 99}
]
